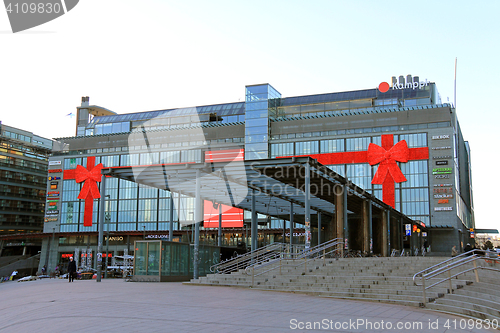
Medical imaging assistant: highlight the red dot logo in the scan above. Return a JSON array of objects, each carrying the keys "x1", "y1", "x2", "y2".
[{"x1": 378, "y1": 82, "x2": 390, "y2": 93}]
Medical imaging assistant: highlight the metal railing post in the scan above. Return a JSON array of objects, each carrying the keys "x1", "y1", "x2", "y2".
[
  {"x1": 448, "y1": 264, "x2": 453, "y2": 293},
  {"x1": 422, "y1": 275, "x2": 427, "y2": 306},
  {"x1": 473, "y1": 259, "x2": 480, "y2": 282},
  {"x1": 304, "y1": 256, "x2": 307, "y2": 275},
  {"x1": 279, "y1": 258, "x2": 282, "y2": 275},
  {"x1": 323, "y1": 249, "x2": 326, "y2": 266},
  {"x1": 251, "y1": 267, "x2": 255, "y2": 287}
]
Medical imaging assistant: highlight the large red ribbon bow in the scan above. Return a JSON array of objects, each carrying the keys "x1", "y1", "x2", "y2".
[
  {"x1": 367, "y1": 140, "x2": 409, "y2": 184},
  {"x1": 75, "y1": 163, "x2": 103, "y2": 199}
]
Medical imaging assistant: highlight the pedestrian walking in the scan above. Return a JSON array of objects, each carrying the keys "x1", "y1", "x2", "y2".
[{"x1": 67, "y1": 257, "x2": 77, "y2": 282}]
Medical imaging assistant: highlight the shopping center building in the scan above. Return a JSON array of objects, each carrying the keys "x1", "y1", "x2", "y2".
[{"x1": 39, "y1": 75, "x2": 475, "y2": 274}]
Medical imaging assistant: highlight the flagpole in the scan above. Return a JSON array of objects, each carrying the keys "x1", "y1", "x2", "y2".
[{"x1": 454, "y1": 57, "x2": 457, "y2": 108}]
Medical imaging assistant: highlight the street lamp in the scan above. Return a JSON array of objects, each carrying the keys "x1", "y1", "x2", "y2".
[{"x1": 104, "y1": 194, "x2": 111, "y2": 279}]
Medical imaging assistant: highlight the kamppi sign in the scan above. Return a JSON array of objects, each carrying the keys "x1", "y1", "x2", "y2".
[{"x1": 378, "y1": 75, "x2": 430, "y2": 93}]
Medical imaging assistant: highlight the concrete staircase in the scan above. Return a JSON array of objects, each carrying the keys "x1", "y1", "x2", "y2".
[
  {"x1": 187, "y1": 256, "x2": 500, "y2": 322},
  {"x1": 425, "y1": 270, "x2": 500, "y2": 322}
]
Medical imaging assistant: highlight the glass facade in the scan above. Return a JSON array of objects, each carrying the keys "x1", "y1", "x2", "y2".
[
  {"x1": 134, "y1": 240, "x2": 220, "y2": 280},
  {"x1": 270, "y1": 133, "x2": 431, "y2": 224},
  {"x1": 245, "y1": 84, "x2": 281, "y2": 160}
]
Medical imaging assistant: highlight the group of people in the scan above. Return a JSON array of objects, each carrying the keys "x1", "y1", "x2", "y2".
[{"x1": 452, "y1": 243, "x2": 485, "y2": 257}]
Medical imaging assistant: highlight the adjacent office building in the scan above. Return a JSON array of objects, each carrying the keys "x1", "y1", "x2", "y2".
[
  {"x1": 0, "y1": 123, "x2": 53, "y2": 256},
  {"x1": 40, "y1": 75, "x2": 475, "y2": 272}
]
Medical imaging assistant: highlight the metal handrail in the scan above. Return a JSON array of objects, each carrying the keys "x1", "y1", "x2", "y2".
[
  {"x1": 210, "y1": 242, "x2": 281, "y2": 273},
  {"x1": 210, "y1": 242, "x2": 301, "y2": 274},
  {"x1": 413, "y1": 250, "x2": 500, "y2": 305},
  {"x1": 244, "y1": 239, "x2": 344, "y2": 285}
]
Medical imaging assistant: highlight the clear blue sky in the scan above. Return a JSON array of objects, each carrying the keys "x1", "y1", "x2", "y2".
[{"x1": 1, "y1": 0, "x2": 498, "y2": 231}]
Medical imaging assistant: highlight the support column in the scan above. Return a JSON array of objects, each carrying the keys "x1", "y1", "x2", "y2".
[
  {"x1": 400, "y1": 217, "x2": 404, "y2": 252},
  {"x1": 368, "y1": 200, "x2": 373, "y2": 253},
  {"x1": 218, "y1": 203, "x2": 222, "y2": 247},
  {"x1": 289, "y1": 203, "x2": 294, "y2": 247},
  {"x1": 343, "y1": 185, "x2": 348, "y2": 250},
  {"x1": 169, "y1": 194, "x2": 174, "y2": 242},
  {"x1": 362, "y1": 200, "x2": 370, "y2": 253},
  {"x1": 334, "y1": 185, "x2": 345, "y2": 246},
  {"x1": 193, "y1": 169, "x2": 201, "y2": 279},
  {"x1": 381, "y1": 209, "x2": 389, "y2": 257},
  {"x1": 97, "y1": 173, "x2": 107, "y2": 282},
  {"x1": 317, "y1": 213, "x2": 322, "y2": 246},
  {"x1": 304, "y1": 163, "x2": 311, "y2": 249},
  {"x1": 0, "y1": 240, "x2": 3, "y2": 257},
  {"x1": 251, "y1": 189, "x2": 257, "y2": 252}
]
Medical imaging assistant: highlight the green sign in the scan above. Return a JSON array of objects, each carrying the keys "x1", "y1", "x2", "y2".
[{"x1": 432, "y1": 167, "x2": 452, "y2": 175}]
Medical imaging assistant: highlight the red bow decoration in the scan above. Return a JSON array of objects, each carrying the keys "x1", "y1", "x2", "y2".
[
  {"x1": 367, "y1": 140, "x2": 409, "y2": 184},
  {"x1": 75, "y1": 163, "x2": 103, "y2": 199},
  {"x1": 63, "y1": 157, "x2": 103, "y2": 227}
]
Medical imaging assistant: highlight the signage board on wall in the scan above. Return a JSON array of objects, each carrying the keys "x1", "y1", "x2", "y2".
[
  {"x1": 435, "y1": 161, "x2": 448, "y2": 165},
  {"x1": 48, "y1": 169, "x2": 62, "y2": 173},
  {"x1": 48, "y1": 176, "x2": 61, "y2": 181},
  {"x1": 46, "y1": 210, "x2": 59, "y2": 215},
  {"x1": 405, "y1": 224, "x2": 411, "y2": 236},
  {"x1": 434, "y1": 207, "x2": 453, "y2": 212},
  {"x1": 434, "y1": 194, "x2": 453, "y2": 199},
  {"x1": 432, "y1": 135, "x2": 450, "y2": 140},
  {"x1": 49, "y1": 161, "x2": 62, "y2": 166},
  {"x1": 433, "y1": 168, "x2": 452, "y2": 175},
  {"x1": 435, "y1": 175, "x2": 450, "y2": 179},
  {"x1": 433, "y1": 187, "x2": 453, "y2": 193},
  {"x1": 432, "y1": 147, "x2": 452, "y2": 150}
]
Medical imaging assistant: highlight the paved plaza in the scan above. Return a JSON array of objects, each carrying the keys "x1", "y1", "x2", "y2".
[{"x1": 0, "y1": 278, "x2": 496, "y2": 333}]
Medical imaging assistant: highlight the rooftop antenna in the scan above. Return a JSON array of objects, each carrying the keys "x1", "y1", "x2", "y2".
[{"x1": 454, "y1": 57, "x2": 457, "y2": 108}]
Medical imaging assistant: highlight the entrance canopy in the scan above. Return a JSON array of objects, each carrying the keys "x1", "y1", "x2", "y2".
[{"x1": 102, "y1": 157, "x2": 413, "y2": 226}]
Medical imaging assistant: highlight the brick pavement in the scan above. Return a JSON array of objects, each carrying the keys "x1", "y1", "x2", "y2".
[{"x1": 0, "y1": 278, "x2": 496, "y2": 333}]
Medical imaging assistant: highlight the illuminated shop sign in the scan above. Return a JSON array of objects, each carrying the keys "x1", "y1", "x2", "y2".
[
  {"x1": 44, "y1": 217, "x2": 58, "y2": 222},
  {"x1": 49, "y1": 161, "x2": 62, "y2": 166},
  {"x1": 433, "y1": 187, "x2": 453, "y2": 193},
  {"x1": 435, "y1": 175, "x2": 450, "y2": 179},
  {"x1": 433, "y1": 155, "x2": 452, "y2": 159},
  {"x1": 433, "y1": 168, "x2": 452, "y2": 175},
  {"x1": 285, "y1": 232, "x2": 306, "y2": 237},
  {"x1": 432, "y1": 135, "x2": 450, "y2": 140},
  {"x1": 50, "y1": 181, "x2": 58, "y2": 189},
  {"x1": 46, "y1": 210, "x2": 59, "y2": 215},
  {"x1": 438, "y1": 199, "x2": 449, "y2": 204},
  {"x1": 434, "y1": 194, "x2": 453, "y2": 199},
  {"x1": 435, "y1": 161, "x2": 448, "y2": 165},
  {"x1": 434, "y1": 184, "x2": 453, "y2": 187},
  {"x1": 434, "y1": 207, "x2": 453, "y2": 212},
  {"x1": 146, "y1": 235, "x2": 170, "y2": 239},
  {"x1": 48, "y1": 169, "x2": 62, "y2": 173},
  {"x1": 104, "y1": 236, "x2": 124, "y2": 242},
  {"x1": 48, "y1": 176, "x2": 61, "y2": 181},
  {"x1": 432, "y1": 147, "x2": 452, "y2": 150}
]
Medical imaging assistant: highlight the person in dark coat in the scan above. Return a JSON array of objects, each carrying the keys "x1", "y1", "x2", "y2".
[
  {"x1": 67, "y1": 257, "x2": 77, "y2": 282},
  {"x1": 464, "y1": 243, "x2": 472, "y2": 255}
]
